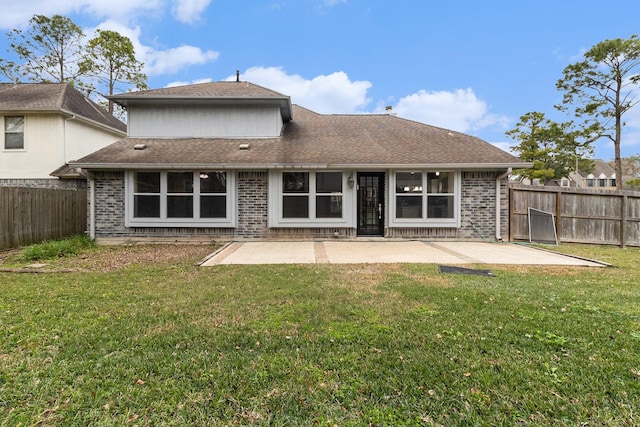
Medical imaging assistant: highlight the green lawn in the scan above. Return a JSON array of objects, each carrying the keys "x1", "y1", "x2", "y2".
[{"x1": 1, "y1": 243, "x2": 639, "y2": 426}]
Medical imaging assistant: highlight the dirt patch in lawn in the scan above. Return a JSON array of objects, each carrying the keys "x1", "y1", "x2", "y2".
[{"x1": 0, "y1": 244, "x2": 216, "y2": 273}]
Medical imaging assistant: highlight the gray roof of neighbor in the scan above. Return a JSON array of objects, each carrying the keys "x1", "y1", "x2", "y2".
[
  {"x1": 74, "y1": 105, "x2": 527, "y2": 170},
  {"x1": 0, "y1": 83, "x2": 126, "y2": 133}
]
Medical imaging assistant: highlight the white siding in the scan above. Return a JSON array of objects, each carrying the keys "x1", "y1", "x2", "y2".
[
  {"x1": 128, "y1": 105, "x2": 284, "y2": 138},
  {"x1": 65, "y1": 118, "x2": 124, "y2": 162},
  {"x1": 0, "y1": 114, "x2": 63, "y2": 179},
  {"x1": 0, "y1": 113, "x2": 124, "y2": 179}
]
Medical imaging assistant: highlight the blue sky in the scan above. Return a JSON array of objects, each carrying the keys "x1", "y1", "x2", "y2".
[{"x1": 2, "y1": 0, "x2": 640, "y2": 160}]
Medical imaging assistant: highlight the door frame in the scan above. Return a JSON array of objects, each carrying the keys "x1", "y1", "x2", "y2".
[{"x1": 357, "y1": 172, "x2": 385, "y2": 236}]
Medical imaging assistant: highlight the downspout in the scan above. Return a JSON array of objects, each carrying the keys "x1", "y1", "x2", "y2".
[
  {"x1": 78, "y1": 168, "x2": 96, "y2": 240},
  {"x1": 495, "y1": 168, "x2": 512, "y2": 242}
]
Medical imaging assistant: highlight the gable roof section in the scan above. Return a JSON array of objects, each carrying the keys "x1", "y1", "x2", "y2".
[
  {"x1": 577, "y1": 159, "x2": 616, "y2": 178},
  {"x1": 74, "y1": 105, "x2": 528, "y2": 170},
  {"x1": 110, "y1": 81, "x2": 293, "y2": 121},
  {"x1": 0, "y1": 83, "x2": 126, "y2": 133}
]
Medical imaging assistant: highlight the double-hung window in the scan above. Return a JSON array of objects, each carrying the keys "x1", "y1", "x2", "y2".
[
  {"x1": 4, "y1": 116, "x2": 24, "y2": 150},
  {"x1": 128, "y1": 171, "x2": 233, "y2": 227},
  {"x1": 391, "y1": 171, "x2": 459, "y2": 227}
]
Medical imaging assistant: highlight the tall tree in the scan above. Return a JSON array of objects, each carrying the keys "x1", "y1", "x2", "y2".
[
  {"x1": 79, "y1": 29, "x2": 148, "y2": 114},
  {"x1": 507, "y1": 112, "x2": 594, "y2": 183},
  {"x1": 0, "y1": 14, "x2": 85, "y2": 84},
  {"x1": 556, "y1": 35, "x2": 640, "y2": 190},
  {"x1": 609, "y1": 154, "x2": 640, "y2": 178}
]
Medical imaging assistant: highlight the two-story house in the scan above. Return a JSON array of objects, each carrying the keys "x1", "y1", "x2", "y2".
[
  {"x1": 72, "y1": 81, "x2": 529, "y2": 243},
  {"x1": 0, "y1": 83, "x2": 126, "y2": 188}
]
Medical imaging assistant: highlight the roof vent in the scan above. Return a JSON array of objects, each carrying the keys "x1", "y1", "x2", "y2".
[
  {"x1": 134, "y1": 143, "x2": 147, "y2": 150},
  {"x1": 239, "y1": 143, "x2": 250, "y2": 150}
]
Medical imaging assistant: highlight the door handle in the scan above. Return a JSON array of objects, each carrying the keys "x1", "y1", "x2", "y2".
[{"x1": 378, "y1": 203, "x2": 382, "y2": 219}]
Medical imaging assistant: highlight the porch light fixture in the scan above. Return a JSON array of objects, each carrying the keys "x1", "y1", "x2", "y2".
[{"x1": 348, "y1": 173, "x2": 355, "y2": 188}]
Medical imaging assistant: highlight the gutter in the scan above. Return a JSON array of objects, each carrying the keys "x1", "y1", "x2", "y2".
[
  {"x1": 495, "y1": 168, "x2": 512, "y2": 241},
  {"x1": 70, "y1": 162, "x2": 532, "y2": 171}
]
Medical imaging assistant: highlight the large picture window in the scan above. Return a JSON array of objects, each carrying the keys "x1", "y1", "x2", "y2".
[
  {"x1": 128, "y1": 171, "x2": 233, "y2": 227},
  {"x1": 279, "y1": 171, "x2": 344, "y2": 220},
  {"x1": 391, "y1": 171, "x2": 459, "y2": 227},
  {"x1": 4, "y1": 116, "x2": 24, "y2": 150}
]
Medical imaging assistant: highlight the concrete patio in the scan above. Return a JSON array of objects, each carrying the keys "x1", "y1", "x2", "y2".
[{"x1": 201, "y1": 241, "x2": 606, "y2": 267}]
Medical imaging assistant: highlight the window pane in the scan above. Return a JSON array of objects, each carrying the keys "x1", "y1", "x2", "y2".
[
  {"x1": 4, "y1": 133, "x2": 24, "y2": 149},
  {"x1": 200, "y1": 171, "x2": 226, "y2": 193},
  {"x1": 201, "y1": 196, "x2": 226, "y2": 218},
  {"x1": 134, "y1": 195, "x2": 160, "y2": 217},
  {"x1": 316, "y1": 172, "x2": 342, "y2": 193},
  {"x1": 396, "y1": 196, "x2": 422, "y2": 218},
  {"x1": 167, "y1": 195, "x2": 193, "y2": 218},
  {"x1": 427, "y1": 172, "x2": 454, "y2": 193},
  {"x1": 283, "y1": 172, "x2": 309, "y2": 193},
  {"x1": 283, "y1": 195, "x2": 309, "y2": 218},
  {"x1": 396, "y1": 172, "x2": 422, "y2": 193},
  {"x1": 427, "y1": 195, "x2": 454, "y2": 218},
  {"x1": 168, "y1": 172, "x2": 193, "y2": 193},
  {"x1": 135, "y1": 172, "x2": 160, "y2": 193},
  {"x1": 5, "y1": 116, "x2": 23, "y2": 132},
  {"x1": 316, "y1": 195, "x2": 342, "y2": 218}
]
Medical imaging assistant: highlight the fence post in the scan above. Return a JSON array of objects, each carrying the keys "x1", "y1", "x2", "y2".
[
  {"x1": 621, "y1": 194, "x2": 627, "y2": 248},
  {"x1": 555, "y1": 190, "x2": 562, "y2": 244},
  {"x1": 509, "y1": 187, "x2": 515, "y2": 242}
]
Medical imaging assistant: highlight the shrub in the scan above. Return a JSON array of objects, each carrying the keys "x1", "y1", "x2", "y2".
[{"x1": 20, "y1": 234, "x2": 95, "y2": 262}]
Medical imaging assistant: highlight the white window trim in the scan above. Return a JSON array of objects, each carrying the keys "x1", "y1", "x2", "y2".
[
  {"x1": 388, "y1": 170, "x2": 461, "y2": 228},
  {"x1": 268, "y1": 170, "x2": 354, "y2": 228},
  {"x1": 2, "y1": 115, "x2": 27, "y2": 152},
  {"x1": 125, "y1": 170, "x2": 236, "y2": 227}
]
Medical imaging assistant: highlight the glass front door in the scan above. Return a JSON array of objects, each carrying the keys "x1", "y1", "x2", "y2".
[{"x1": 357, "y1": 172, "x2": 385, "y2": 236}]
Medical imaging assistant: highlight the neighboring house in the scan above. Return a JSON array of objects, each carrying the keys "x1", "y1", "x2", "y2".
[
  {"x1": 0, "y1": 83, "x2": 127, "y2": 188},
  {"x1": 72, "y1": 81, "x2": 529, "y2": 243},
  {"x1": 568, "y1": 159, "x2": 617, "y2": 190}
]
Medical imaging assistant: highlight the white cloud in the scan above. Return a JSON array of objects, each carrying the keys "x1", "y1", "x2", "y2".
[
  {"x1": 171, "y1": 0, "x2": 212, "y2": 24},
  {"x1": 143, "y1": 45, "x2": 219, "y2": 75},
  {"x1": 490, "y1": 141, "x2": 517, "y2": 154},
  {"x1": 88, "y1": 21, "x2": 219, "y2": 77},
  {"x1": 166, "y1": 77, "x2": 213, "y2": 87},
  {"x1": 0, "y1": 0, "x2": 162, "y2": 29},
  {"x1": 323, "y1": 0, "x2": 348, "y2": 6},
  {"x1": 233, "y1": 66, "x2": 372, "y2": 114},
  {"x1": 389, "y1": 88, "x2": 509, "y2": 134}
]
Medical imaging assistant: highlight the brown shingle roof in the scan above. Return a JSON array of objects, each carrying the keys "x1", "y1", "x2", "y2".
[
  {"x1": 74, "y1": 105, "x2": 527, "y2": 169},
  {"x1": 0, "y1": 83, "x2": 126, "y2": 133},
  {"x1": 110, "y1": 81, "x2": 288, "y2": 98}
]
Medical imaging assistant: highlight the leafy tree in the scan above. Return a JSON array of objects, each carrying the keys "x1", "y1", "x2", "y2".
[
  {"x1": 507, "y1": 112, "x2": 594, "y2": 183},
  {"x1": 79, "y1": 29, "x2": 148, "y2": 114},
  {"x1": 0, "y1": 14, "x2": 85, "y2": 84},
  {"x1": 609, "y1": 154, "x2": 640, "y2": 178},
  {"x1": 556, "y1": 35, "x2": 640, "y2": 190}
]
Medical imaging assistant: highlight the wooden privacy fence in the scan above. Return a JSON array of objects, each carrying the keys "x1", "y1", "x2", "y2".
[
  {"x1": 0, "y1": 186, "x2": 87, "y2": 249},
  {"x1": 509, "y1": 185, "x2": 640, "y2": 247}
]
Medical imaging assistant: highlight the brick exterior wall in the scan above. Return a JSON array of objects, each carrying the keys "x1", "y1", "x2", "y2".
[
  {"x1": 89, "y1": 169, "x2": 508, "y2": 242},
  {"x1": 237, "y1": 171, "x2": 268, "y2": 238}
]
